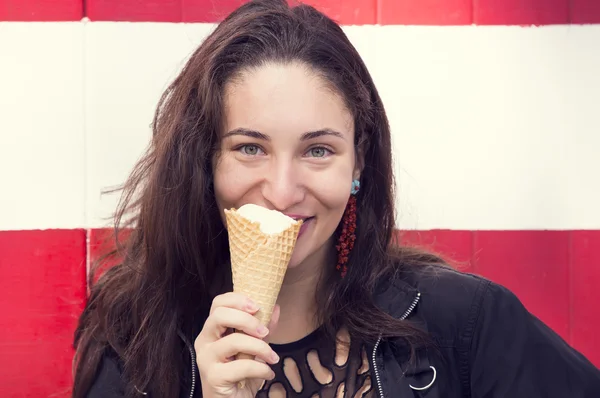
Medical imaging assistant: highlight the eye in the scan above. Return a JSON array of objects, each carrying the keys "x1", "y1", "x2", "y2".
[
  {"x1": 239, "y1": 144, "x2": 263, "y2": 156},
  {"x1": 306, "y1": 146, "x2": 331, "y2": 158}
]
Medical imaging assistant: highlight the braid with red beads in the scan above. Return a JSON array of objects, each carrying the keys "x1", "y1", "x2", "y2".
[{"x1": 335, "y1": 195, "x2": 357, "y2": 278}]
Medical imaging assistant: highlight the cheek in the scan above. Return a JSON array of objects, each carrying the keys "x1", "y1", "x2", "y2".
[
  {"x1": 304, "y1": 163, "x2": 354, "y2": 209},
  {"x1": 213, "y1": 157, "x2": 254, "y2": 209}
]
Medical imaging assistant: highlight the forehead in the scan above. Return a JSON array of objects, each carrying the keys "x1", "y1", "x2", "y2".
[{"x1": 222, "y1": 62, "x2": 353, "y2": 135}]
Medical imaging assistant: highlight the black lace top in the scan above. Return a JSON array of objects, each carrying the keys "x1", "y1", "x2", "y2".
[{"x1": 257, "y1": 327, "x2": 374, "y2": 398}]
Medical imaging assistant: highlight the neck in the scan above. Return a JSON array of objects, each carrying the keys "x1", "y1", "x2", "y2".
[{"x1": 269, "y1": 243, "x2": 335, "y2": 344}]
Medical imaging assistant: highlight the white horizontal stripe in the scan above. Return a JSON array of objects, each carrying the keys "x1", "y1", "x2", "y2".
[
  {"x1": 0, "y1": 23, "x2": 85, "y2": 230},
  {"x1": 0, "y1": 22, "x2": 598, "y2": 230},
  {"x1": 375, "y1": 25, "x2": 600, "y2": 230}
]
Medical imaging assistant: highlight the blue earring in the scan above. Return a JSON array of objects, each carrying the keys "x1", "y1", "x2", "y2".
[{"x1": 350, "y1": 179, "x2": 360, "y2": 195}]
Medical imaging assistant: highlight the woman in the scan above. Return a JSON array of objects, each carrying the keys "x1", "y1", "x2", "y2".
[{"x1": 72, "y1": 0, "x2": 600, "y2": 397}]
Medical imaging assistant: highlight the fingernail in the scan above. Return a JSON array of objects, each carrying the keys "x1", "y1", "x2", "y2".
[
  {"x1": 257, "y1": 325, "x2": 269, "y2": 336},
  {"x1": 246, "y1": 300, "x2": 259, "y2": 311},
  {"x1": 271, "y1": 352, "x2": 280, "y2": 363}
]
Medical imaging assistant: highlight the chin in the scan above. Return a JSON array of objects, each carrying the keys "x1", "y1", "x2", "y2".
[
  {"x1": 285, "y1": 232, "x2": 334, "y2": 272},
  {"x1": 287, "y1": 248, "x2": 307, "y2": 269},
  {"x1": 286, "y1": 236, "x2": 320, "y2": 270}
]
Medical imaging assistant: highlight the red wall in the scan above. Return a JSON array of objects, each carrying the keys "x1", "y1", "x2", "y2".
[
  {"x1": 1, "y1": 0, "x2": 600, "y2": 24},
  {"x1": 0, "y1": 230, "x2": 86, "y2": 396},
  {"x1": 1, "y1": 0, "x2": 600, "y2": 396},
  {"x1": 1, "y1": 229, "x2": 599, "y2": 396}
]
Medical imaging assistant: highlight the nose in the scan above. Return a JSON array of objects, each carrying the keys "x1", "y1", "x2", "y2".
[{"x1": 261, "y1": 160, "x2": 304, "y2": 211}]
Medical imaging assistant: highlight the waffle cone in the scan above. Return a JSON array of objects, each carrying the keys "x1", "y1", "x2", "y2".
[
  {"x1": 224, "y1": 209, "x2": 302, "y2": 328},
  {"x1": 224, "y1": 208, "x2": 302, "y2": 389}
]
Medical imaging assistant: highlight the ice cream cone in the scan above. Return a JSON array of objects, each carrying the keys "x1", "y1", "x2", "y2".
[
  {"x1": 224, "y1": 206, "x2": 302, "y2": 389},
  {"x1": 224, "y1": 208, "x2": 302, "y2": 330}
]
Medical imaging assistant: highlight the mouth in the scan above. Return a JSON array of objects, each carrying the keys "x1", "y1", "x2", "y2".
[
  {"x1": 284, "y1": 213, "x2": 314, "y2": 223},
  {"x1": 296, "y1": 217, "x2": 314, "y2": 238},
  {"x1": 290, "y1": 216, "x2": 314, "y2": 225},
  {"x1": 294, "y1": 216, "x2": 313, "y2": 222}
]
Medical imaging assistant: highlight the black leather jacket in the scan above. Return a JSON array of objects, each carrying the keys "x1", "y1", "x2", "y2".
[{"x1": 88, "y1": 266, "x2": 600, "y2": 397}]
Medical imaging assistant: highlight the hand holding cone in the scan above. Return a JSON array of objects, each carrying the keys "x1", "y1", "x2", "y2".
[{"x1": 224, "y1": 204, "x2": 302, "y2": 389}]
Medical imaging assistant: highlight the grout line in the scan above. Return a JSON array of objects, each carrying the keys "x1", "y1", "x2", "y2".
[
  {"x1": 568, "y1": 231, "x2": 574, "y2": 345},
  {"x1": 86, "y1": 228, "x2": 91, "y2": 297},
  {"x1": 82, "y1": 14, "x2": 90, "y2": 294},
  {"x1": 471, "y1": 231, "x2": 477, "y2": 275}
]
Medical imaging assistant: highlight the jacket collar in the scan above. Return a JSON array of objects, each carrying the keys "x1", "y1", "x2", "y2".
[
  {"x1": 371, "y1": 274, "x2": 440, "y2": 397},
  {"x1": 372, "y1": 274, "x2": 420, "y2": 319}
]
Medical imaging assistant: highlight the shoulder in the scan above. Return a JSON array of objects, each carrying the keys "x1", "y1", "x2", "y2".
[
  {"x1": 85, "y1": 348, "x2": 127, "y2": 397},
  {"x1": 387, "y1": 264, "x2": 517, "y2": 346},
  {"x1": 403, "y1": 264, "x2": 490, "y2": 305},
  {"x1": 383, "y1": 264, "x2": 600, "y2": 395}
]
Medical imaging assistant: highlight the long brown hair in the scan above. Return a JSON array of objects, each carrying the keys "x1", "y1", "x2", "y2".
[{"x1": 73, "y1": 0, "x2": 445, "y2": 396}]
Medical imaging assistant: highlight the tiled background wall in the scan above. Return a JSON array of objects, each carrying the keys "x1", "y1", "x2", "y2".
[{"x1": 1, "y1": 0, "x2": 599, "y2": 396}]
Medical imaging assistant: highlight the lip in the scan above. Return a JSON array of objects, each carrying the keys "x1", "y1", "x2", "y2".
[
  {"x1": 284, "y1": 213, "x2": 312, "y2": 221},
  {"x1": 297, "y1": 217, "x2": 314, "y2": 238}
]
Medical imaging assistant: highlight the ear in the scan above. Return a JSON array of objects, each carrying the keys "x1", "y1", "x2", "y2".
[{"x1": 353, "y1": 145, "x2": 364, "y2": 181}]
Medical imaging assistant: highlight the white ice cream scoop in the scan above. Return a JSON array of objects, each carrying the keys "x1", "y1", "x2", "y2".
[{"x1": 236, "y1": 203, "x2": 297, "y2": 234}]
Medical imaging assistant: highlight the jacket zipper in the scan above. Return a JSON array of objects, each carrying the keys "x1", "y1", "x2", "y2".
[
  {"x1": 178, "y1": 330, "x2": 197, "y2": 398},
  {"x1": 180, "y1": 291, "x2": 421, "y2": 398},
  {"x1": 187, "y1": 339, "x2": 197, "y2": 398},
  {"x1": 137, "y1": 331, "x2": 197, "y2": 397},
  {"x1": 371, "y1": 291, "x2": 421, "y2": 398}
]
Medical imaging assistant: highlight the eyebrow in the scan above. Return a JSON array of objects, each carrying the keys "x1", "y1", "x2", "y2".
[{"x1": 223, "y1": 128, "x2": 345, "y2": 141}]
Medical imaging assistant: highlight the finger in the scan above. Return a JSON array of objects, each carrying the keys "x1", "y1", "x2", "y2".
[
  {"x1": 204, "y1": 307, "x2": 270, "y2": 341},
  {"x1": 210, "y1": 292, "x2": 259, "y2": 315},
  {"x1": 218, "y1": 360, "x2": 276, "y2": 384},
  {"x1": 212, "y1": 333, "x2": 280, "y2": 365}
]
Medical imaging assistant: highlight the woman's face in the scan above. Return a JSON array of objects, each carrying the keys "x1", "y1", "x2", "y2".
[{"x1": 213, "y1": 62, "x2": 360, "y2": 270}]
